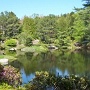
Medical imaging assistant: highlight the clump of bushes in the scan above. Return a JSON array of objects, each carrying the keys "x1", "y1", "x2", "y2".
[
  {"x1": 0, "y1": 66, "x2": 90, "y2": 90},
  {"x1": 26, "y1": 71, "x2": 90, "y2": 90},
  {"x1": 5, "y1": 39, "x2": 17, "y2": 47},
  {"x1": 0, "y1": 64, "x2": 22, "y2": 87},
  {"x1": 0, "y1": 83, "x2": 14, "y2": 90},
  {"x1": 25, "y1": 37, "x2": 33, "y2": 46},
  {"x1": 0, "y1": 83, "x2": 26, "y2": 90}
]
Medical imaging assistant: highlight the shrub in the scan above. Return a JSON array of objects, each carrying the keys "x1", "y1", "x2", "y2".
[
  {"x1": 0, "y1": 83, "x2": 26, "y2": 90},
  {"x1": 25, "y1": 37, "x2": 33, "y2": 46},
  {"x1": 27, "y1": 71, "x2": 90, "y2": 90},
  {"x1": 5, "y1": 39, "x2": 17, "y2": 47},
  {"x1": 0, "y1": 65, "x2": 22, "y2": 87},
  {"x1": 0, "y1": 83, "x2": 14, "y2": 90}
]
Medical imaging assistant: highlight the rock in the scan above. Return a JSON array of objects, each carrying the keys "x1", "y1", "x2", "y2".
[
  {"x1": 0, "y1": 59, "x2": 8, "y2": 65},
  {"x1": 48, "y1": 45, "x2": 58, "y2": 50},
  {"x1": 32, "y1": 39, "x2": 39, "y2": 45},
  {"x1": 9, "y1": 48, "x2": 16, "y2": 51}
]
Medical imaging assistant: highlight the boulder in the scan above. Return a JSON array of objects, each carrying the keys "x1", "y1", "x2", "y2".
[
  {"x1": 0, "y1": 59, "x2": 8, "y2": 65},
  {"x1": 32, "y1": 39, "x2": 39, "y2": 45},
  {"x1": 9, "y1": 48, "x2": 16, "y2": 51},
  {"x1": 48, "y1": 45, "x2": 58, "y2": 50}
]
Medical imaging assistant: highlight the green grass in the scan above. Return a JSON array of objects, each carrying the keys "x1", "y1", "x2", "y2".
[
  {"x1": 0, "y1": 55, "x2": 4, "y2": 59},
  {"x1": 0, "y1": 55, "x2": 16, "y2": 62},
  {"x1": 21, "y1": 45, "x2": 48, "y2": 53}
]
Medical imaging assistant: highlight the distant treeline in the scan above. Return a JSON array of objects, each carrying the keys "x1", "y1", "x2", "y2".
[{"x1": 0, "y1": 0, "x2": 90, "y2": 48}]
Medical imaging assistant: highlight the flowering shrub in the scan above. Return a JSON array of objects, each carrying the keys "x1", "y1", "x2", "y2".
[
  {"x1": 26, "y1": 71, "x2": 90, "y2": 90},
  {"x1": 0, "y1": 65, "x2": 22, "y2": 87}
]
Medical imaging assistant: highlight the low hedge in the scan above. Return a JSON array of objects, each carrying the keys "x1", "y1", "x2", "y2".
[{"x1": 5, "y1": 39, "x2": 17, "y2": 47}]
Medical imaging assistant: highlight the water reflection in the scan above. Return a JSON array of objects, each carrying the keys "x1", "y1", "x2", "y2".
[
  {"x1": 56, "y1": 68, "x2": 69, "y2": 76},
  {"x1": 21, "y1": 68, "x2": 35, "y2": 84},
  {"x1": 9, "y1": 49, "x2": 90, "y2": 84}
]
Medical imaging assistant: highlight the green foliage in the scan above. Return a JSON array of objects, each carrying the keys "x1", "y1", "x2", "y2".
[
  {"x1": 5, "y1": 39, "x2": 17, "y2": 47},
  {"x1": 0, "y1": 83, "x2": 14, "y2": 90},
  {"x1": 26, "y1": 71, "x2": 90, "y2": 90},
  {"x1": 57, "y1": 13, "x2": 75, "y2": 47},
  {"x1": 1, "y1": 6, "x2": 90, "y2": 49},
  {"x1": 73, "y1": 6, "x2": 90, "y2": 45},
  {"x1": 73, "y1": 12, "x2": 86, "y2": 42},
  {"x1": 0, "y1": 83, "x2": 26, "y2": 90},
  {"x1": 0, "y1": 55, "x2": 4, "y2": 59},
  {"x1": 22, "y1": 16, "x2": 36, "y2": 38},
  {"x1": 18, "y1": 16, "x2": 37, "y2": 45},
  {"x1": 25, "y1": 37, "x2": 33, "y2": 46},
  {"x1": 82, "y1": 0, "x2": 90, "y2": 7},
  {"x1": 35, "y1": 14, "x2": 58, "y2": 44},
  {"x1": 21, "y1": 45, "x2": 48, "y2": 53},
  {"x1": 23, "y1": 16, "x2": 36, "y2": 33},
  {"x1": 0, "y1": 11, "x2": 21, "y2": 39}
]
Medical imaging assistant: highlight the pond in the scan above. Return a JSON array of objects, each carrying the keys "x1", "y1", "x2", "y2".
[{"x1": 9, "y1": 49, "x2": 90, "y2": 85}]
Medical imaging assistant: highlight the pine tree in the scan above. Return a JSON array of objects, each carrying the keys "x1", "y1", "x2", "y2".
[{"x1": 82, "y1": 0, "x2": 90, "y2": 7}]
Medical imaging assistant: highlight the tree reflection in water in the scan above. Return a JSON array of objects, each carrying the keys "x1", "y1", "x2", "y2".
[{"x1": 10, "y1": 50, "x2": 90, "y2": 84}]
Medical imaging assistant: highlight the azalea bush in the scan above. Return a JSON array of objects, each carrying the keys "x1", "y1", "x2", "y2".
[{"x1": 0, "y1": 65, "x2": 22, "y2": 87}]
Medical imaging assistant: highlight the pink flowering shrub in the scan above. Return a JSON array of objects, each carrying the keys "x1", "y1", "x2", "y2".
[{"x1": 0, "y1": 65, "x2": 22, "y2": 87}]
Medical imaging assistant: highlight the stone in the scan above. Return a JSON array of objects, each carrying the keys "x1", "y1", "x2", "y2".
[
  {"x1": 32, "y1": 39, "x2": 39, "y2": 45},
  {"x1": 0, "y1": 59, "x2": 8, "y2": 65}
]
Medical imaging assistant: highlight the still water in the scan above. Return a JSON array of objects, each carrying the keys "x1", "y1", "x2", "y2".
[{"x1": 9, "y1": 49, "x2": 90, "y2": 84}]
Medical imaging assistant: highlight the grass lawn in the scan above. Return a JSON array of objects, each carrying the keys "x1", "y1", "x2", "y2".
[{"x1": 21, "y1": 45, "x2": 48, "y2": 53}]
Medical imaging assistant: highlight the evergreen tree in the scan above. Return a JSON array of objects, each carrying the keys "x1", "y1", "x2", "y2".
[
  {"x1": 0, "y1": 11, "x2": 21, "y2": 39},
  {"x1": 36, "y1": 14, "x2": 57, "y2": 44},
  {"x1": 82, "y1": 0, "x2": 90, "y2": 7},
  {"x1": 18, "y1": 16, "x2": 36, "y2": 45}
]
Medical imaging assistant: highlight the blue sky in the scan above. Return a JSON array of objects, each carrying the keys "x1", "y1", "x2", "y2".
[{"x1": 0, "y1": 0, "x2": 83, "y2": 18}]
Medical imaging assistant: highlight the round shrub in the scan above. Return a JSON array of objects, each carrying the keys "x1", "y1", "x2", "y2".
[
  {"x1": 5, "y1": 39, "x2": 17, "y2": 47},
  {"x1": 0, "y1": 65, "x2": 22, "y2": 87}
]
